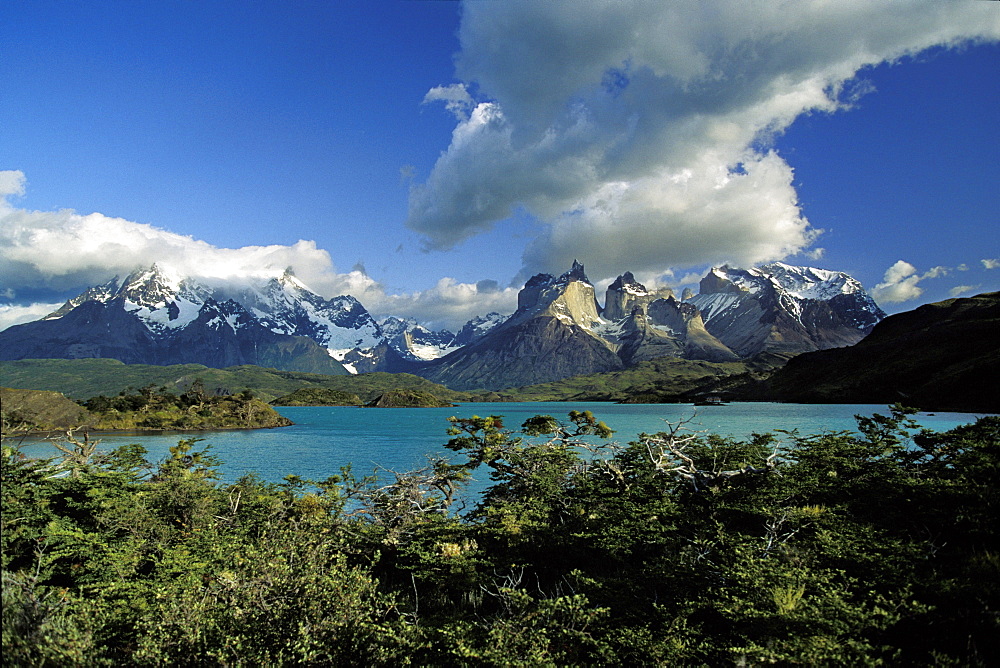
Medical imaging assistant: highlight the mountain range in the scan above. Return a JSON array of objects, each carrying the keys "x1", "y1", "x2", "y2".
[{"x1": 0, "y1": 260, "x2": 886, "y2": 391}]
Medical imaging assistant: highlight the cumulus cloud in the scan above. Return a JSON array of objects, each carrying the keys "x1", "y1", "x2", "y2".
[
  {"x1": 872, "y1": 261, "x2": 924, "y2": 304},
  {"x1": 0, "y1": 186, "x2": 357, "y2": 296},
  {"x1": 410, "y1": 1, "x2": 1000, "y2": 279},
  {"x1": 0, "y1": 172, "x2": 514, "y2": 331},
  {"x1": 983, "y1": 258, "x2": 1000, "y2": 270},
  {"x1": 870, "y1": 260, "x2": 968, "y2": 304}
]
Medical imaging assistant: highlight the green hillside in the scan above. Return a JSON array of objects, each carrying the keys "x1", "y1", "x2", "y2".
[
  {"x1": 1, "y1": 387, "x2": 96, "y2": 432},
  {"x1": 494, "y1": 356, "x2": 758, "y2": 402},
  {"x1": 0, "y1": 359, "x2": 471, "y2": 404}
]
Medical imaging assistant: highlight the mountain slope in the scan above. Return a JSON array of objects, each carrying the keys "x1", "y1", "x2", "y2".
[
  {"x1": 420, "y1": 262, "x2": 623, "y2": 390},
  {"x1": 762, "y1": 291, "x2": 999, "y2": 412},
  {"x1": 0, "y1": 265, "x2": 350, "y2": 375},
  {"x1": 0, "y1": 358, "x2": 471, "y2": 404},
  {"x1": 687, "y1": 262, "x2": 884, "y2": 357}
]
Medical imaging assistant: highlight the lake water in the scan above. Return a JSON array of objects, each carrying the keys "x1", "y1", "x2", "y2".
[{"x1": 10, "y1": 402, "x2": 990, "y2": 489}]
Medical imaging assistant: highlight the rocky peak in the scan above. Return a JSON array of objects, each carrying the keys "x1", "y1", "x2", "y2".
[
  {"x1": 45, "y1": 276, "x2": 121, "y2": 319},
  {"x1": 453, "y1": 312, "x2": 507, "y2": 346},
  {"x1": 603, "y1": 272, "x2": 675, "y2": 321},
  {"x1": 558, "y1": 259, "x2": 590, "y2": 285},
  {"x1": 698, "y1": 265, "x2": 748, "y2": 295},
  {"x1": 689, "y1": 262, "x2": 885, "y2": 357},
  {"x1": 118, "y1": 264, "x2": 183, "y2": 308},
  {"x1": 514, "y1": 261, "x2": 602, "y2": 328},
  {"x1": 608, "y1": 271, "x2": 645, "y2": 294}
]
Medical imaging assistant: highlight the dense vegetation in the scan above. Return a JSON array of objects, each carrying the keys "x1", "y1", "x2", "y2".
[
  {"x1": 3, "y1": 406, "x2": 998, "y2": 665},
  {"x1": 365, "y1": 389, "x2": 457, "y2": 408},
  {"x1": 2, "y1": 383, "x2": 291, "y2": 434},
  {"x1": 80, "y1": 382, "x2": 292, "y2": 431},
  {"x1": 271, "y1": 387, "x2": 365, "y2": 406}
]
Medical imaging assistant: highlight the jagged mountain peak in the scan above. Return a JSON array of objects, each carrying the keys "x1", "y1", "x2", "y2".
[
  {"x1": 45, "y1": 275, "x2": 122, "y2": 319},
  {"x1": 608, "y1": 271, "x2": 646, "y2": 295},
  {"x1": 453, "y1": 312, "x2": 507, "y2": 346},
  {"x1": 559, "y1": 259, "x2": 590, "y2": 285},
  {"x1": 118, "y1": 264, "x2": 185, "y2": 306},
  {"x1": 701, "y1": 262, "x2": 869, "y2": 301},
  {"x1": 514, "y1": 261, "x2": 603, "y2": 329},
  {"x1": 603, "y1": 271, "x2": 674, "y2": 322}
]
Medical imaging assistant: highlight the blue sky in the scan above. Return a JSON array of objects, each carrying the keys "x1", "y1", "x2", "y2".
[{"x1": 2, "y1": 1, "x2": 998, "y2": 331}]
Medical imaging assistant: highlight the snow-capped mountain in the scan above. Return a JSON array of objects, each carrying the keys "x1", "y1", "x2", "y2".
[
  {"x1": 685, "y1": 262, "x2": 885, "y2": 357},
  {"x1": 234, "y1": 268, "x2": 382, "y2": 359},
  {"x1": 453, "y1": 312, "x2": 506, "y2": 347},
  {"x1": 379, "y1": 316, "x2": 459, "y2": 361},
  {"x1": 1, "y1": 265, "x2": 350, "y2": 375},
  {"x1": 0, "y1": 259, "x2": 885, "y2": 388}
]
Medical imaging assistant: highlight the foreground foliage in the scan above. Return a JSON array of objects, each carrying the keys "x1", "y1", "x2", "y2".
[{"x1": 3, "y1": 406, "x2": 998, "y2": 665}]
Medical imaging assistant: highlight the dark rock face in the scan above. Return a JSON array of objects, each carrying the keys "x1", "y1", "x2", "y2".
[
  {"x1": 452, "y1": 312, "x2": 506, "y2": 347},
  {"x1": 761, "y1": 291, "x2": 1000, "y2": 413},
  {"x1": 421, "y1": 316, "x2": 624, "y2": 391},
  {"x1": 0, "y1": 299, "x2": 159, "y2": 363},
  {"x1": 340, "y1": 343, "x2": 428, "y2": 375},
  {"x1": 602, "y1": 272, "x2": 674, "y2": 321}
]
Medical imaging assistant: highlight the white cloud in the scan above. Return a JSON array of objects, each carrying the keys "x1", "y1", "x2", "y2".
[
  {"x1": 982, "y1": 258, "x2": 1000, "y2": 270},
  {"x1": 0, "y1": 177, "x2": 514, "y2": 332},
  {"x1": 375, "y1": 278, "x2": 518, "y2": 333},
  {"x1": 408, "y1": 1, "x2": 1000, "y2": 279},
  {"x1": 948, "y1": 285, "x2": 977, "y2": 298},
  {"x1": 872, "y1": 260, "x2": 923, "y2": 304},
  {"x1": 0, "y1": 170, "x2": 26, "y2": 198},
  {"x1": 0, "y1": 302, "x2": 63, "y2": 332},
  {"x1": 423, "y1": 84, "x2": 476, "y2": 120},
  {"x1": 870, "y1": 260, "x2": 964, "y2": 304},
  {"x1": 922, "y1": 265, "x2": 949, "y2": 279}
]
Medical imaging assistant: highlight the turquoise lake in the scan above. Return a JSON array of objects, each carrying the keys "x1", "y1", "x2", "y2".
[{"x1": 11, "y1": 402, "x2": 990, "y2": 489}]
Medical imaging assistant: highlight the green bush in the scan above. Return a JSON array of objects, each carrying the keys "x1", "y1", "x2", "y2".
[{"x1": 2, "y1": 406, "x2": 998, "y2": 664}]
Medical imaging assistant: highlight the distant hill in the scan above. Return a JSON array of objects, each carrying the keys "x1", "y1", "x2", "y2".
[
  {"x1": 760, "y1": 292, "x2": 999, "y2": 413},
  {"x1": 271, "y1": 388, "x2": 364, "y2": 406},
  {"x1": 1, "y1": 387, "x2": 96, "y2": 432},
  {"x1": 0, "y1": 359, "x2": 470, "y2": 404},
  {"x1": 487, "y1": 356, "x2": 760, "y2": 402},
  {"x1": 365, "y1": 390, "x2": 456, "y2": 408}
]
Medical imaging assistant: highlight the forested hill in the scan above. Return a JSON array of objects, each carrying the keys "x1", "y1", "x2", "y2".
[
  {"x1": 1, "y1": 384, "x2": 291, "y2": 434},
  {"x1": 761, "y1": 291, "x2": 1000, "y2": 412}
]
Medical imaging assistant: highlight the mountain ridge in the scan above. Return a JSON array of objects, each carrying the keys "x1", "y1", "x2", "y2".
[{"x1": 0, "y1": 260, "x2": 885, "y2": 390}]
